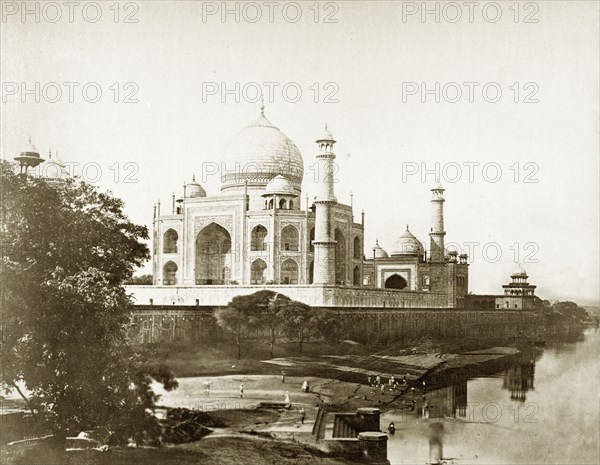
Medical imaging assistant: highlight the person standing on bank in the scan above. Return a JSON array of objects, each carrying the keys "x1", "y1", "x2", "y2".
[
  {"x1": 300, "y1": 407, "x2": 306, "y2": 424},
  {"x1": 240, "y1": 383, "x2": 244, "y2": 399}
]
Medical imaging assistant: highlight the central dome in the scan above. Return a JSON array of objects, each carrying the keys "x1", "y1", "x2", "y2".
[{"x1": 220, "y1": 110, "x2": 304, "y2": 194}]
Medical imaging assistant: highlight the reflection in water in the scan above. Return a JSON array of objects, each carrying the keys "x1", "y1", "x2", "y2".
[
  {"x1": 384, "y1": 328, "x2": 599, "y2": 464},
  {"x1": 502, "y1": 362, "x2": 535, "y2": 402},
  {"x1": 419, "y1": 382, "x2": 468, "y2": 420},
  {"x1": 428, "y1": 422, "x2": 444, "y2": 465}
]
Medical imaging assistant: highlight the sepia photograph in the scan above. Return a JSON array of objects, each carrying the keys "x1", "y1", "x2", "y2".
[{"x1": 1, "y1": 1, "x2": 599, "y2": 464}]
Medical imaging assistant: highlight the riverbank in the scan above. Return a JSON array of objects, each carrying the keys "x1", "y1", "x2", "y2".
[{"x1": 0, "y1": 338, "x2": 540, "y2": 465}]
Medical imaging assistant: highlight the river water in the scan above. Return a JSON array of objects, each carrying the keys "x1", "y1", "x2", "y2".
[{"x1": 383, "y1": 328, "x2": 599, "y2": 464}]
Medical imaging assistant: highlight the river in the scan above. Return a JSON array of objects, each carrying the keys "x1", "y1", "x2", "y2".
[{"x1": 383, "y1": 328, "x2": 600, "y2": 464}]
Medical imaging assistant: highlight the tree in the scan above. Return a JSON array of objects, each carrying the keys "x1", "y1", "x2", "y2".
[
  {"x1": 215, "y1": 293, "x2": 261, "y2": 360},
  {"x1": 0, "y1": 161, "x2": 177, "y2": 444},
  {"x1": 263, "y1": 292, "x2": 291, "y2": 357},
  {"x1": 277, "y1": 301, "x2": 318, "y2": 354},
  {"x1": 215, "y1": 291, "x2": 294, "y2": 359},
  {"x1": 551, "y1": 301, "x2": 590, "y2": 323},
  {"x1": 314, "y1": 310, "x2": 343, "y2": 343},
  {"x1": 127, "y1": 274, "x2": 153, "y2": 285}
]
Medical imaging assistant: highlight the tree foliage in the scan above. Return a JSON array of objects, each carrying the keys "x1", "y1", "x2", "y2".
[
  {"x1": 534, "y1": 299, "x2": 591, "y2": 324},
  {"x1": 215, "y1": 290, "x2": 330, "y2": 357},
  {"x1": 0, "y1": 161, "x2": 176, "y2": 443},
  {"x1": 276, "y1": 301, "x2": 320, "y2": 354},
  {"x1": 215, "y1": 292, "x2": 263, "y2": 360}
]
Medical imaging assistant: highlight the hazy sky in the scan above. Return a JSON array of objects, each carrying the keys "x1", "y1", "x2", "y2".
[{"x1": 2, "y1": 1, "x2": 598, "y2": 304}]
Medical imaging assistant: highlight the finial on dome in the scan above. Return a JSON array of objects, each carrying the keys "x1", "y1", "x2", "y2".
[
  {"x1": 406, "y1": 224, "x2": 409, "y2": 230},
  {"x1": 260, "y1": 96, "x2": 265, "y2": 116},
  {"x1": 49, "y1": 149, "x2": 52, "y2": 159},
  {"x1": 29, "y1": 135, "x2": 31, "y2": 144},
  {"x1": 192, "y1": 174, "x2": 196, "y2": 182}
]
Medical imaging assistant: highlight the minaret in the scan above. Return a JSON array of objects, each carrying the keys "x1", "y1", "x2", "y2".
[
  {"x1": 312, "y1": 125, "x2": 337, "y2": 285},
  {"x1": 429, "y1": 184, "x2": 446, "y2": 262}
]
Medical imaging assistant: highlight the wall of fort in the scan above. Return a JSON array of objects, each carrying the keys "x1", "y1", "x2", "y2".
[
  {"x1": 130, "y1": 305, "x2": 540, "y2": 345},
  {"x1": 125, "y1": 284, "x2": 451, "y2": 308}
]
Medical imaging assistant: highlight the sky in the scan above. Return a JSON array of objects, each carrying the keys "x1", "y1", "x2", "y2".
[{"x1": 1, "y1": 1, "x2": 599, "y2": 304}]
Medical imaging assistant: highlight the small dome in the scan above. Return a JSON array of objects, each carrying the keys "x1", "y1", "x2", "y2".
[
  {"x1": 372, "y1": 240, "x2": 389, "y2": 259},
  {"x1": 263, "y1": 175, "x2": 296, "y2": 196},
  {"x1": 390, "y1": 226, "x2": 424, "y2": 256},
  {"x1": 185, "y1": 176, "x2": 207, "y2": 198},
  {"x1": 316, "y1": 124, "x2": 335, "y2": 143},
  {"x1": 40, "y1": 151, "x2": 69, "y2": 180},
  {"x1": 14, "y1": 137, "x2": 44, "y2": 167},
  {"x1": 21, "y1": 142, "x2": 40, "y2": 156},
  {"x1": 511, "y1": 264, "x2": 528, "y2": 278}
]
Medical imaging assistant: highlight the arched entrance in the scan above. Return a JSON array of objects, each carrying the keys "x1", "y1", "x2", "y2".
[
  {"x1": 163, "y1": 229, "x2": 178, "y2": 253},
  {"x1": 251, "y1": 225, "x2": 268, "y2": 251},
  {"x1": 385, "y1": 274, "x2": 408, "y2": 290},
  {"x1": 281, "y1": 225, "x2": 299, "y2": 251},
  {"x1": 353, "y1": 236, "x2": 361, "y2": 259},
  {"x1": 251, "y1": 259, "x2": 267, "y2": 284},
  {"x1": 281, "y1": 258, "x2": 298, "y2": 284},
  {"x1": 335, "y1": 228, "x2": 346, "y2": 284},
  {"x1": 163, "y1": 261, "x2": 178, "y2": 285},
  {"x1": 353, "y1": 266, "x2": 360, "y2": 286},
  {"x1": 195, "y1": 223, "x2": 232, "y2": 285}
]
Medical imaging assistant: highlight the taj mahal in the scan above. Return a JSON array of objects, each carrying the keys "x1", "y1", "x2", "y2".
[
  {"x1": 132, "y1": 102, "x2": 476, "y2": 309},
  {"x1": 12, "y1": 103, "x2": 537, "y2": 311}
]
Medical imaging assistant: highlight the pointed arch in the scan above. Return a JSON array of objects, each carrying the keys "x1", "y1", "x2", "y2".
[
  {"x1": 334, "y1": 228, "x2": 346, "y2": 284},
  {"x1": 163, "y1": 261, "x2": 178, "y2": 285},
  {"x1": 385, "y1": 274, "x2": 407, "y2": 290},
  {"x1": 251, "y1": 259, "x2": 267, "y2": 284},
  {"x1": 353, "y1": 236, "x2": 361, "y2": 259},
  {"x1": 281, "y1": 258, "x2": 298, "y2": 284},
  {"x1": 195, "y1": 223, "x2": 232, "y2": 285},
  {"x1": 163, "y1": 229, "x2": 178, "y2": 254},
  {"x1": 281, "y1": 224, "x2": 299, "y2": 251},
  {"x1": 353, "y1": 265, "x2": 360, "y2": 286},
  {"x1": 251, "y1": 224, "x2": 268, "y2": 251},
  {"x1": 279, "y1": 198, "x2": 287, "y2": 209}
]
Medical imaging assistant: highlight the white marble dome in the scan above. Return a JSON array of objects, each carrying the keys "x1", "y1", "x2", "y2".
[
  {"x1": 185, "y1": 176, "x2": 207, "y2": 198},
  {"x1": 40, "y1": 152, "x2": 69, "y2": 181},
  {"x1": 390, "y1": 227, "x2": 424, "y2": 256},
  {"x1": 21, "y1": 142, "x2": 40, "y2": 156},
  {"x1": 221, "y1": 111, "x2": 303, "y2": 193},
  {"x1": 263, "y1": 174, "x2": 296, "y2": 196},
  {"x1": 511, "y1": 264, "x2": 528, "y2": 277}
]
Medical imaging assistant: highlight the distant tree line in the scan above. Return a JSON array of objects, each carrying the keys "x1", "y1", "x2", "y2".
[
  {"x1": 126, "y1": 274, "x2": 153, "y2": 285},
  {"x1": 534, "y1": 299, "x2": 595, "y2": 325}
]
